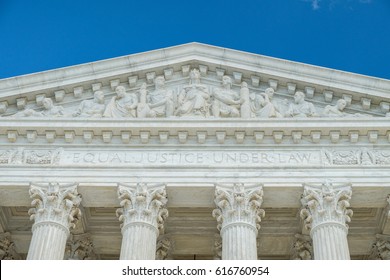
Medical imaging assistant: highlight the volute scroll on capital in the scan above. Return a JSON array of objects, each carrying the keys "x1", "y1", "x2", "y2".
[
  {"x1": 116, "y1": 183, "x2": 168, "y2": 233},
  {"x1": 212, "y1": 183, "x2": 265, "y2": 232},
  {"x1": 28, "y1": 182, "x2": 82, "y2": 230},
  {"x1": 300, "y1": 182, "x2": 353, "y2": 231}
]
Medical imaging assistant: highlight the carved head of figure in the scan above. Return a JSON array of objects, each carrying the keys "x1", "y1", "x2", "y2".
[
  {"x1": 154, "y1": 76, "x2": 166, "y2": 89},
  {"x1": 265, "y1": 88, "x2": 274, "y2": 100},
  {"x1": 94, "y1": 91, "x2": 105, "y2": 104},
  {"x1": 42, "y1": 98, "x2": 54, "y2": 109},
  {"x1": 336, "y1": 99, "x2": 347, "y2": 111},
  {"x1": 222, "y1": 75, "x2": 232, "y2": 88},
  {"x1": 294, "y1": 91, "x2": 305, "y2": 104},
  {"x1": 115, "y1": 86, "x2": 126, "y2": 98},
  {"x1": 190, "y1": 69, "x2": 201, "y2": 84}
]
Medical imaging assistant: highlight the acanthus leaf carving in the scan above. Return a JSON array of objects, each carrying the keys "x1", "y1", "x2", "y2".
[
  {"x1": 300, "y1": 182, "x2": 353, "y2": 231},
  {"x1": 212, "y1": 183, "x2": 265, "y2": 233},
  {"x1": 0, "y1": 232, "x2": 22, "y2": 260},
  {"x1": 291, "y1": 234, "x2": 312, "y2": 260},
  {"x1": 116, "y1": 183, "x2": 168, "y2": 234},
  {"x1": 64, "y1": 233, "x2": 97, "y2": 260},
  {"x1": 28, "y1": 182, "x2": 81, "y2": 231}
]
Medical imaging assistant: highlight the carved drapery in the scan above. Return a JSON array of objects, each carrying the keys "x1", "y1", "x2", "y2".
[
  {"x1": 300, "y1": 182, "x2": 353, "y2": 260},
  {"x1": 27, "y1": 182, "x2": 81, "y2": 260},
  {"x1": 212, "y1": 183, "x2": 264, "y2": 260},
  {"x1": 116, "y1": 183, "x2": 168, "y2": 260}
]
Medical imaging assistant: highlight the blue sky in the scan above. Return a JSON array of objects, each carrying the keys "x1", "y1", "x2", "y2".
[{"x1": 1, "y1": 0, "x2": 389, "y2": 79}]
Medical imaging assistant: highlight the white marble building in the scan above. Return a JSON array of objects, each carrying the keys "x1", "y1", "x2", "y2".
[{"x1": 0, "y1": 43, "x2": 390, "y2": 260}]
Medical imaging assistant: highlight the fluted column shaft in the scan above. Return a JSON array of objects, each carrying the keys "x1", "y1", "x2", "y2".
[
  {"x1": 301, "y1": 183, "x2": 353, "y2": 260},
  {"x1": 27, "y1": 183, "x2": 81, "y2": 260},
  {"x1": 311, "y1": 223, "x2": 349, "y2": 259},
  {"x1": 213, "y1": 184, "x2": 264, "y2": 260},
  {"x1": 117, "y1": 183, "x2": 168, "y2": 260}
]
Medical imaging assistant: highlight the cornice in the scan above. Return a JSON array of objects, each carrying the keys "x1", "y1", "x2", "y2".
[
  {"x1": 1, "y1": 42, "x2": 389, "y2": 101},
  {"x1": 0, "y1": 117, "x2": 389, "y2": 145}
]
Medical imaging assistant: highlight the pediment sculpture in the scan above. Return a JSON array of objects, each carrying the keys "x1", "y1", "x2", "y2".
[{"x1": 2, "y1": 68, "x2": 386, "y2": 119}]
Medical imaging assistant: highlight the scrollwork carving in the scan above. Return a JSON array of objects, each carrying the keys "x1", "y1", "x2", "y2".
[
  {"x1": 28, "y1": 182, "x2": 81, "y2": 231},
  {"x1": 116, "y1": 183, "x2": 168, "y2": 233},
  {"x1": 212, "y1": 183, "x2": 265, "y2": 232},
  {"x1": 65, "y1": 233, "x2": 97, "y2": 260},
  {"x1": 300, "y1": 182, "x2": 353, "y2": 231},
  {"x1": 0, "y1": 232, "x2": 21, "y2": 260}
]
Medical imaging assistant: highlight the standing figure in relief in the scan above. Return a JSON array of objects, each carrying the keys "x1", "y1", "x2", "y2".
[
  {"x1": 146, "y1": 76, "x2": 175, "y2": 117},
  {"x1": 212, "y1": 75, "x2": 241, "y2": 118},
  {"x1": 239, "y1": 82, "x2": 251, "y2": 118},
  {"x1": 285, "y1": 91, "x2": 318, "y2": 117},
  {"x1": 176, "y1": 69, "x2": 210, "y2": 117},
  {"x1": 136, "y1": 83, "x2": 154, "y2": 118},
  {"x1": 103, "y1": 86, "x2": 137, "y2": 118},
  {"x1": 73, "y1": 90, "x2": 105, "y2": 117}
]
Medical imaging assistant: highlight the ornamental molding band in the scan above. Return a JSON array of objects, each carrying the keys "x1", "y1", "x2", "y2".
[{"x1": 1, "y1": 43, "x2": 390, "y2": 259}]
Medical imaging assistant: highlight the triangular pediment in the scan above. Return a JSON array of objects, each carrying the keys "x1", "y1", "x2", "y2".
[{"x1": 0, "y1": 42, "x2": 390, "y2": 119}]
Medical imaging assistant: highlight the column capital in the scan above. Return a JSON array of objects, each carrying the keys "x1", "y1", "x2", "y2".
[
  {"x1": 291, "y1": 234, "x2": 312, "y2": 260},
  {"x1": 370, "y1": 235, "x2": 390, "y2": 260},
  {"x1": 64, "y1": 233, "x2": 97, "y2": 260},
  {"x1": 212, "y1": 183, "x2": 265, "y2": 233},
  {"x1": 28, "y1": 182, "x2": 81, "y2": 233},
  {"x1": 300, "y1": 182, "x2": 353, "y2": 232},
  {"x1": 156, "y1": 234, "x2": 174, "y2": 260},
  {"x1": 0, "y1": 232, "x2": 21, "y2": 260},
  {"x1": 116, "y1": 183, "x2": 168, "y2": 234}
]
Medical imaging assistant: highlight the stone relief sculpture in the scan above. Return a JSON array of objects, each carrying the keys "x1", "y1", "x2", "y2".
[
  {"x1": 175, "y1": 69, "x2": 210, "y2": 117},
  {"x1": 0, "y1": 148, "x2": 62, "y2": 165},
  {"x1": 73, "y1": 90, "x2": 105, "y2": 117},
  {"x1": 103, "y1": 86, "x2": 138, "y2": 118},
  {"x1": 322, "y1": 99, "x2": 348, "y2": 117},
  {"x1": 239, "y1": 82, "x2": 251, "y2": 118},
  {"x1": 322, "y1": 99, "x2": 371, "y2": 118},
  {"x1": 212, "y1": 75, "x2": 241, "y2": 117},
  {"x1": 11, "y1": 97, "x2": 64, "y2": 117},
  {"x1": 145, "y1": 76, "x2": 175, "y2": 118},
  {"x1": 3, "y1": 73, "x2": 388, "y2": 119},
  {"x1": 249, "y1": 88, "x2": 281, "y2": 118},
  {"x1": 285, "y1": 91, "x2": 318, "y2": 118}
]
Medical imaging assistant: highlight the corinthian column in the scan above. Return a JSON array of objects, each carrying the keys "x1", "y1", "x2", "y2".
[
  {"x1": 300, "y1": 182, "x2": 353, "y2": 260},
  {"x1": 116, "y1": 183, "x2": 168, "y2": 260},
  {"x1": 27, "y1": 182, "x2": 81, "y2": 260},
  {"x1": 212, "y1": 183, "x2": 264, "y2": 260}
]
